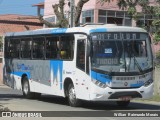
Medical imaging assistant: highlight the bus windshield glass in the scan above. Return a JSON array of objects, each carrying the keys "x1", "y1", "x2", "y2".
[{"x1": 91, "y1": 32, "x2": 153, "y2": 73}]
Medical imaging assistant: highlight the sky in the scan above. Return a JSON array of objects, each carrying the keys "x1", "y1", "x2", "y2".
[{"x1": 0, "y1": 0, "x2": 44, "y2": 16}]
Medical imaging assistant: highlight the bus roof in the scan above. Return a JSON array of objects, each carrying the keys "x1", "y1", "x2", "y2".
[{"x1": 5, "y1": 25, "x2": 147, "y2": 37}]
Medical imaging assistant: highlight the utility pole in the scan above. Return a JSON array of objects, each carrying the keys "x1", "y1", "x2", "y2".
[{"x1": 69, "y1": 0, "x2": 75, "y2": 27}]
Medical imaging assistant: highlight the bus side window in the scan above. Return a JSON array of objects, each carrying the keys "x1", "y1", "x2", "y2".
[
  {"x1": 32, "y1": 37, "x2": 45, "y2": 59},
  {"x1": 4, "y1": 38, "x2": 10, "y2": 58},
  {"x1": 60, "y1": 35, "x2": 74, "y2": 60},
  {"x1": 46, "y1": 37, "x2": 58, "y2": 59},
  {"x1": 21, "y1": 38, "x2": 32, "y2": 59},
  {"x1": 76, "y1": 40, "x2": 85, "y2": 71},
  {"x1": 8, "y1": 39, "x2": 20, "y2": 58}
]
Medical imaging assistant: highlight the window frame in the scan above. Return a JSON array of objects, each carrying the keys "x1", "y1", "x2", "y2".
[
  {"x1": 20, "y1": 37, "x2": 32, "y2": 59},
  {"x1": 45, "y1": 35, "x2": 60, "y2": 60},
  {"x1": 32, "y1": 36, "x2": 46, "y2": 60},
  {"x1": 5, "y1": 38, "x2": 21, "y2": 59},
  {"x1": 76, "y1": 39, "x2": 86, "y2": 72},
  {"x1": 4, "y1": 33, "x2": 75, "y2": 61}
]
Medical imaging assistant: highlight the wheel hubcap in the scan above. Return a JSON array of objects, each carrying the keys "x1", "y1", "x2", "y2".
[
  {"x1": 23, "y1": 82, "x2": 28, "y2": 94},
  {"x1": 69, "y1": 86, "x2": 76, "y2": 103}
]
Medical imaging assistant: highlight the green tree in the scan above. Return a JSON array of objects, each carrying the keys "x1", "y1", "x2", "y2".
[
  {"x1": 100, "y1": 0, "x2": 160, "y2": 43},
  {"x1": 152, "y1": 5, "x2": 160, "y2": 43}
]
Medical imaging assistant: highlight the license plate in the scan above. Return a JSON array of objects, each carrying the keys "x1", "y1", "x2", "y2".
[{"x1": 119, "y1": 96, "x2": 131, "y2": 101}]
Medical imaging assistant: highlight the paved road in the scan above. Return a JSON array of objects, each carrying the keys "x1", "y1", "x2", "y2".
[{"x1": 0, "y1": 85, "x2": 160, "y2": 120}]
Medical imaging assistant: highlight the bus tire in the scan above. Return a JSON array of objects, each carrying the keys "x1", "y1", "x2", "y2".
[
  {"x1": 116, "y1": 100, "x2": 130, "y2": 107},
  {"x1": 67, "y1": 83, "x2": 81, "y2": 107},
  {"x1": 22, "y1": 77, "x2": 34, "y2": 99}
]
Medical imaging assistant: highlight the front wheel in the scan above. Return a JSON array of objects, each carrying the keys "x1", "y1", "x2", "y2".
[
  {"x1": 22, "y1": 77, "x2": 34, "y2": 99},
  {"x1": 116, "y1": 100, "x2": 130, "y2": 107},
  {"x1": 67, "y1": 83, "x2": 81, "y2": 107}
]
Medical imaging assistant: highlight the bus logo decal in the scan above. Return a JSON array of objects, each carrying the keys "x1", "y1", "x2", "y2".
[{"x1": 50, "y1": 61, "x2": 63, "y2": 90}]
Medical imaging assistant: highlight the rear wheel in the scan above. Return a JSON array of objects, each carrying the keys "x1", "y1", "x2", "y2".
[
  {"x1": 67, "y1": 83, "x2": 81, "y2": 107},
  {"x1": 116, "y1": 100, "x2": 130, "y2": 107},
  {"x1": 22, "y1": 77, "x2": 34, "y2": 99}
]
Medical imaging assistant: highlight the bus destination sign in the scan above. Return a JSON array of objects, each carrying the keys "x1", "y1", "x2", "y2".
[{"x1": 92, "y1": 32, "x2": 141, "y2": 40}]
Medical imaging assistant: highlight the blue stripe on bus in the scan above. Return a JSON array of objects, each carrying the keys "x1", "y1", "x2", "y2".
[
  {"x1": 52, "y1": 28, "x2": 67, "y2": 34},
  {"x1": 130, "y1": 83, "x2": 144, "y2": 87},
  {"x1": 90, "y1": 28, "x2": 107, "y2": 33},
  {"x1": 10, "y1": 71, "x2": 31, "y2": 79},
  {"x1": 50, "y1": 60, "x2": 63, "y2": 90},
  {"x1": 91, "y1": 71, "x2": 111, "y2": 84}
]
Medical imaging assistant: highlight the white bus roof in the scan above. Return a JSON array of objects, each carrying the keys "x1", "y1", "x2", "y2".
[{"x1": 5, "y1": 25, "x2": 147, "y2": 37}]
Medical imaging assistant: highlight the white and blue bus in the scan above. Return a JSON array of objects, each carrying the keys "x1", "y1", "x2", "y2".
[{"x1": 3, "y1": 24, "x2": 154, "y2": 107}]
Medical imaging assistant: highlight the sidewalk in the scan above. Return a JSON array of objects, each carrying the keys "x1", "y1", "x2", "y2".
[
  {"x1": 0, "y1": 84, "x2": 10, "y2": 88},
  {"x1": 133, "y1": 99, "x2": 160, "y2": 105}
]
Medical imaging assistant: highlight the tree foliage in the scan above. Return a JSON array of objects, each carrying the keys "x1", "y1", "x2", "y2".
[{"x1": 100, "y1": 0, "x2": 160, "y2": 43}]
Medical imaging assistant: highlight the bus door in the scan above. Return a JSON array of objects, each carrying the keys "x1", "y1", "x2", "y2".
[{"x1": 75, "y1": 37, "x2": 90, "y2": 99}]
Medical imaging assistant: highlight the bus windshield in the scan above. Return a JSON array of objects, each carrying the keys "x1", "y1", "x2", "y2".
[{"x1": 91, "y1": 32, "x2": 153, "y2": 73}]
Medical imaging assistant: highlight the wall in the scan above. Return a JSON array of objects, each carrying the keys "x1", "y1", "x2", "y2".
[
  {"x1": 0, "y1": 57, "x2": 2, "y2": 84},
  {"x1": 0, "y1": 36, "x2": 2, "y2": 84},
  {"x1": 44, "y1": 0, "x2": 96, "y2": 21}
]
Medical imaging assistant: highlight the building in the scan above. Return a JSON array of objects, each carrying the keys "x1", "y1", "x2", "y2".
[
  {"x1": 43, "y1": 0, "x2": 159, "y2": 54},
  {"x1": 0, "y1": 14, "x2": 43, "y2": 84},
  {"x1": 32, "y1": 2, "x2": 44, "y2": 16},
  {"x1": 44, "y1": 0, "x2": 157, "y2": 27},
  {"x1": 0, "y1": 14, "x2": 43, "y2": 35}
]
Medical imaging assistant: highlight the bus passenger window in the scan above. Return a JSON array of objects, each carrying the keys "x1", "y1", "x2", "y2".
[
  {"x1": 46, "y1": 37, "x2": 58, "y2": 59},
  {"x1": 32, "y1": 37, "x2": 45, "y2": 59},
  {"x1": 4, "y1": 39, "x2": 10, "y2": 58},
  {"x1": 76, "y1": 40, "x2": 85, "y2": 71},
  {"x1": 21, "y1": 38, "x2": 32, "y2": 59},
  {"x1": 9, "y1": 39, "x2": 20, "y2": 58},
  {"x1": 59, "y1": 35, "x2": 74, "y2": 60}
]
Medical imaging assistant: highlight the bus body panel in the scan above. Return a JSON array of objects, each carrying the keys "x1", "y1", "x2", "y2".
[
  {"x1": 89, "y1": 81, "x2": 153, "y2": 101},
  {"x1": 3, "y1": 58, "x2": 91, "y2": 99},
  {"x1": 3, "y1": 25, "x2": 154, "y2": 103}
]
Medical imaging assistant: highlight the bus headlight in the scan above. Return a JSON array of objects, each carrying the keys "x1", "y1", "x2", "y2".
[
  {"x1": 144, "y1": 79, "x2": 153, "y2": 87},
  {"x1": 91, "y1": 79, "x2": 107, "y2": 88}
]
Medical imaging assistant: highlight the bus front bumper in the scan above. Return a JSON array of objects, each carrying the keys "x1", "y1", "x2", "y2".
[{"x1": 89, "y1": 83, "x2": 154, "y2": 101}]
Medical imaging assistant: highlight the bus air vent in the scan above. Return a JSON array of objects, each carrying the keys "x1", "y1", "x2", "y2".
[{"x1": 116, "y1": 76, "x2": 135, "y2": 80}]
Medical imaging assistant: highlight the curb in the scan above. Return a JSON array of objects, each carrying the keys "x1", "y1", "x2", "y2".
[
  {"x1": 133, "y1": 100, "x2": 160, "y2": 105},
  {"x1": 0, "y1": 84, "x2": 10, "y2": 88}
]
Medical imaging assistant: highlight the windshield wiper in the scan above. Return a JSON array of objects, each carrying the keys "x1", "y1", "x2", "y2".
[
  {"x1": 121, "y1": 38, "x2": 127, "y2": 71},
  {"x1": 131, "y1": 42, "x2": 143, "y2": 74},
  {"x1": 134, "y1": 56, "x2": 143, "y2": 73}
]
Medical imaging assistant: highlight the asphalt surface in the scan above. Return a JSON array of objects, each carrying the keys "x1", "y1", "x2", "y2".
[{"x1": 0, "y1": 85, "x2": 160, "y2": 120}]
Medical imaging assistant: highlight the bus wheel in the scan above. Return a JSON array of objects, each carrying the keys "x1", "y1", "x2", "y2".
[
  {"x1": 22, "y1": 77, "x2": 34, "y2": 99},
  {"x1": 116, "y1": 100, "x2": 130, "y2": 107},
  {"x1": 67, "y1": 83, "x2": 81, "y2": 107}
]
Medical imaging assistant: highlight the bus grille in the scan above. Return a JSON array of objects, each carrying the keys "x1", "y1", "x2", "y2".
[{"x1": 116, "y1": 76, "x2": 135, "y2": 80}]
